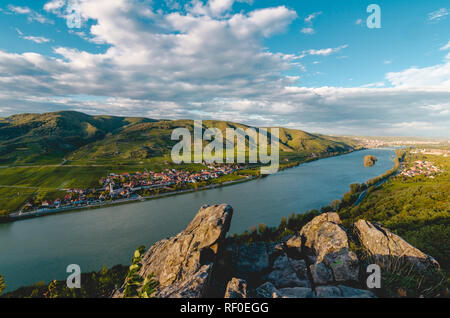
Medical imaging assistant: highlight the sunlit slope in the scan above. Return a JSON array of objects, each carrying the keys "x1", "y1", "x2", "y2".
[
  {"x1": 0, "y1": 111, "x2": 358, "y2": 165},
  {"x1": 0, "y1": 111, "x2": 154, "y2": 164},
  {"x1": 68, "y1": 119, "x2": 358, "y2": 163}
]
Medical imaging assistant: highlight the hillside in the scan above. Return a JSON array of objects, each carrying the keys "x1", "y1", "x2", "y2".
[
  {"x1": 0, "y1": 111, "x2": 359, "y2": 165},
  {"x1": 0, "y1": 111, "x2": 154, "y2": 165},
  {"x1": 0, "y1": 111, "x2": 360, "y2": 216}
]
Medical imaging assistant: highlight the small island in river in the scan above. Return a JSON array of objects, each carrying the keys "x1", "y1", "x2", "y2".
[{"x1": 363, "y1": 155, "x2": 377, "y2": 167}]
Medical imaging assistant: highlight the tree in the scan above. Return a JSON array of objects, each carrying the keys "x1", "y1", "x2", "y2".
[
  {"x1": 0, "y1": 275, "x2": 5, "y2": 295},
  {"x1": 330, "y1": 199, "x2": 341, "y2": 211}
]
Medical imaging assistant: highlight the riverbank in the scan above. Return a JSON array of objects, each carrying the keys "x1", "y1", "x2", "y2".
[
  {"x1": 1, "y1": 148, "x2": 396, "y2": 293},
  {"x1": 2, "y1": 148, "x2": 362, "y2": 224},
  {"x1": 4, "y1": 175, "x2": 258, "y2": 223}
]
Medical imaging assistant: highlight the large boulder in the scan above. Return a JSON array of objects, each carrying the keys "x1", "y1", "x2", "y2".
[
  {"x1": 264, "y1": 253, "x2": 310, "y2": 289},
  {"x1": 310, "y1": 262, "x2": 333, "y2": 285},
  {"x1": 354, "y1": 220, "x2": 440, "y2": 273},
  {"x1": 116, "y1": 204, "x2": 233, "y2": 298},
  {"x1": 300, "y1": 213, "x2": 359, "y2": 283}
]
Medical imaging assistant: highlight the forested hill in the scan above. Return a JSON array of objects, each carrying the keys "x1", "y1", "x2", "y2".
[{"x1": 0, "y1": 111, "x2": 359, "y2": 165}]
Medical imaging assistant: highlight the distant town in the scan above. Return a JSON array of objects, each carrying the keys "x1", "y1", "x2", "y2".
[
  {"x1": 399, "y1": 160, "x2": 443, "y2": 178},
  {"x1": 14, "y1": 164, "x2": 247, "y2": 216},
  {"x1": 353, "y1": 137, "x2": 449, "y2": 149}
]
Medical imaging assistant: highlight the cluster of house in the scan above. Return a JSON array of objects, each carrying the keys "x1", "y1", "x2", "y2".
[
  {"x1": 400, "y1": 160, "x2": 443, "y2": 178},
  {"x1": 101, "y1": 164, "x2": 242, "y2": 199},
  {"x1": 23, "y1": 188, "x2": 96, "y2": 212},
  {"x1": 22, "y1": 164, "x2": 244, "y2": 213}
]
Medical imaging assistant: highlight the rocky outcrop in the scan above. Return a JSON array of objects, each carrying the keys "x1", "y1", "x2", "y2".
[
  {"x1": 300, "y1": 213, "x2": 359, "y2": 284},
  {"x1": 354, "y1": 219, "x2": 440, "y2": 273},
  {"x1": 114, "y1": 204, "x2": 233, "y2": 298},
  {"x1": 114, "y1": 205, "x2": 440, "y2": 298}
]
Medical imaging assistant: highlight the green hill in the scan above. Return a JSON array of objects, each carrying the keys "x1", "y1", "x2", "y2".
[
  {"x1": 0, "y1": 111, "x2": 359, "y2": 165},
  {"x1": 0, "y1": 111, "x2": 155, "y2": 164}
]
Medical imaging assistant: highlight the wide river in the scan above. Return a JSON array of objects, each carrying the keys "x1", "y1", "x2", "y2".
[{"x1": 0, "y1": 148, "x2": 395, "y2": 292}]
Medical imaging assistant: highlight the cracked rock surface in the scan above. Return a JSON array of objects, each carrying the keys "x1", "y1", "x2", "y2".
[{"x1": 114, "y1": 205, "x2": 440, "y2": 298}]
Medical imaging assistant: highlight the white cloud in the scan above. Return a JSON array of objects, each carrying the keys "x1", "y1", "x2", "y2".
[
  {"x1": 7, "y1": 5, "x2": 53, "y2": 24},
  {"x1": 300, "y1": 45, "x2": 348, "y2": 57},
  {"x1": 304, "y1": 11, "x2": 321, "y2": 23},
  {"x1": 440, "y1": 40, "x2": 450, "y2": 51},
  {"x1": 301, "y1": 11, "x2": 321, "y2": 35},
  {"x1": 44, "y1": 0, "x2": 66, "y2": 13},
  {"x1": 300, "y1": 27, "x2": 315, "y2": 35},
  {"x1": 428, "y1": 8, "x2": 449, "y2": 22},
  {"x1": 22, "y1": 36, "x2": 52, "y2": 44},
  {"x1": 16, "y1": 28, "x2": 51, "y2": 44},
  {"x1": 0, "y1": 0, "x2": 449, "y2": 137},
  {"x1": 361, "y1": 82, "x2": 385, "y2": 88},
  {"x1": 386, "y1": 55, "x2": 450, "y2": 89}
]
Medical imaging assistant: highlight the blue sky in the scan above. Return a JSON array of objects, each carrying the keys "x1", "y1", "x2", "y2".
[{"x1": 0, "y1": 0, "x2": 449, "y2": 136}]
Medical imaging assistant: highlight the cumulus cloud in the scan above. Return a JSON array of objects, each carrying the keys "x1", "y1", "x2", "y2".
[
  {"x1": 386, "y1": 55, "x2": 450, "y2": 89},
  {"x1": 0, "y1": 0, "x2": 449, "y2": 137}
]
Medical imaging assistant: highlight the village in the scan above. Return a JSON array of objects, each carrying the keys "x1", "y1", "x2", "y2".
[
  {"x1": 399, "y1": 160, "x2": 443, "y2": 178},
  {"x1": 19, "y1": 164, "x2": 246, "y2": 214}
]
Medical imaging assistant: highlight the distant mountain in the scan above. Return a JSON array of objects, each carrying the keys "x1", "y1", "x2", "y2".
[{"x1": 0, "y1": 111, "x2": 358, "y2": 165}]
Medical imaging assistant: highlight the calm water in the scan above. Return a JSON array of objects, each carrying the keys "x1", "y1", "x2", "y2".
[{"x1": 0, "y1": 148, "x2": 395, "y2": 292}]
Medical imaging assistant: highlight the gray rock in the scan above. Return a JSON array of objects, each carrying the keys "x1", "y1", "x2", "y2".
[
  {"x1": 310, "y1": 262, "x2": 333, "y2": 285},
  {"x1": 285, "y1": 235, "x2": 302, "y2": 257},
  {"x1": 354, "y1": 220, "x2": 440, "y2": 273},
  {"x1": 278, "y1": 287, "x2": 314, "y2": 298},
  {"x1": 338, "y1": 285, "x2": 376, "y2": 298},
  {"x1": 255, "y1": 282, "x2": 281, "y2": 298},
  {"x1": 224, "y1": 278, "x2": 247, "y2": 298},
  {"x1": 315, "y1": 286, "x2": 343, "y2": 298},
  {"x1": 324, "y1": 250, "x2": 360, "y2": 283},
  {"x1": 236, "y1": 242, "x2": 270, "y2": 278},
  {"x1": 289, "y1": 259, "x2": 309, "y2": 280},
  {"x1": 300, "y1": 213, "x2": 359, "y2": 283},
  {"x1": 272, "y1": 255, "x2": 290, "y2": 270},
  {"x1": 114, "y1": 204, "x2": 233, "y2": 298},
  {"x1": 266, "y1": 268, "x2": 310, "y2": 288}
]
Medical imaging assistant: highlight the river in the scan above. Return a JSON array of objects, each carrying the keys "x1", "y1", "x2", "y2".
[{"x1": 0, "y1": 148, "x2": 395, "y2": 292}]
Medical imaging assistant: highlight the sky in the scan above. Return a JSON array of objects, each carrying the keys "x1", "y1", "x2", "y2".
[{"x1": 0, "y1": 0, "x2": 449, "y2": 137}]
